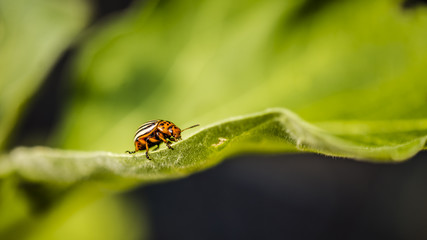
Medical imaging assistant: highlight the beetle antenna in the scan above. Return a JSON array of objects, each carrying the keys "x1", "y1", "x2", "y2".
[{"x1": 182, "y1": 124, "x2": 200, "y2": 131}]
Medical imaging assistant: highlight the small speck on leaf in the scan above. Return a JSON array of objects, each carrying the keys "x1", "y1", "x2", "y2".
[{"x1": 212, "y1": 137, "x2": 227, "y2": 147}]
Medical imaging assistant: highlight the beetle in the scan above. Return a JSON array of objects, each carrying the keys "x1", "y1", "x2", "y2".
[{"x1": 126, "y1": 120, "x2": 199, "y2": 159}]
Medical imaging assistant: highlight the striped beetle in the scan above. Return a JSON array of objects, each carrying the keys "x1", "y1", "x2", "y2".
[{"x1": 126, "y1": 120, "x2": 199, "y2": 159}]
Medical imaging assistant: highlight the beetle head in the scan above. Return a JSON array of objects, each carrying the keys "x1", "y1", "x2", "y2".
[
  {"x1": 170, "y1": 126, "x2": 182, "y2": 140},
  {"x1": 170, "y1": 123, "x2": 199, "y2": 141}
]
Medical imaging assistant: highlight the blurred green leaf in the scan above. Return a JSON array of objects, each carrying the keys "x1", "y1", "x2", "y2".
[
  {"x1": 52, "y1": 0, "x2": 427, "y2": 154},
  {"x1": 0, "y1": 177, "x2": 30, "y2": 235},
  {"x1": 0, "y1": 0, "x2": 91, "y2": 149},
  {"x1": 0, "y1": 179, "x2": 146, "y2": 240},
  {"x1": 25, "y1": 189, "x2": 147, "y2": 240}
]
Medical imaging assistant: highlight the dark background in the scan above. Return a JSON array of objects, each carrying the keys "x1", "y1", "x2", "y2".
[
  {"x1": 11, "y1": 0, "x2": 427, "y2": 239},
  {"x1": 137, "y1": 152, "x2": 427, "y2": 240}
]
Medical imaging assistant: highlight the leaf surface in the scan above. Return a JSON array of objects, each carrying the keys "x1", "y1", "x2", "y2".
[{"x1": 6, "y1": 109, "x2": 427, "y2": 188}]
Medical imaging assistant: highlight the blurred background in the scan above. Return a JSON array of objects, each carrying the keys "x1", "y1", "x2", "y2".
[
  {"x1": 2, "y1": 0, "x2": 427, "y2": 239},
  {"x1": 138, "y1": 152, "x2": 427, "y2": 240}
]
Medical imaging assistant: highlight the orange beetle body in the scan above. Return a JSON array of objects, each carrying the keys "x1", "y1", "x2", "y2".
[{"x1": 126, "y1": 120, "x2": 199, "y2": 159}]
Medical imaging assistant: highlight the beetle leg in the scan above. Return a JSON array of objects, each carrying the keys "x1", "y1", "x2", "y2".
[
  {"x1": 166, "y1": 142, "x2": 174, "y2": 150},
  {"x1": 156, "y1": 132, "x2": 174, "y2": 150},
  {"x1": 145, "y1": 141, "x2": 151, "y2": 160},
  {"x1": 126, "y1": 150, "x2": 135, "y2": 154},
  {"x1": 153, "y1": 144, "x2": 161, "y2": 151}
]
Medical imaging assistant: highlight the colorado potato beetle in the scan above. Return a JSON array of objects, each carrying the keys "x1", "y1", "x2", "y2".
[{"x1": 126, "y1": 120, "x2": 199, "y2": 159}]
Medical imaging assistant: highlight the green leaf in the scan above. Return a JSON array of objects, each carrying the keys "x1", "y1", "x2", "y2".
[
  {"x1": 0, "y1": 178, "x2": 146, "y2": 240},
  {"x1": 6, "y1": 108, "x2": 427, "y2": 189},
  {"x1": 0, "y1": 0, "x2": 91, "y2": 149}
]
